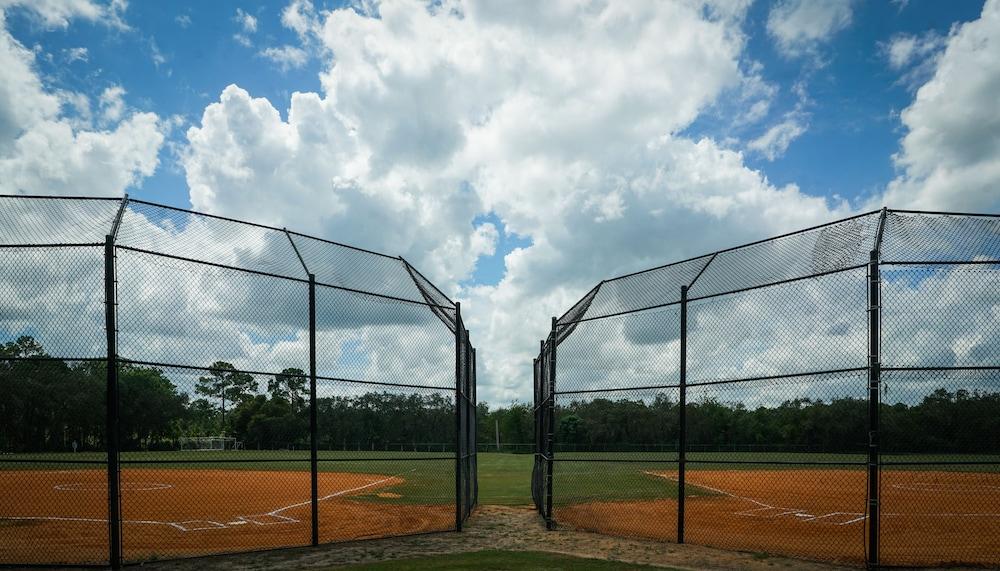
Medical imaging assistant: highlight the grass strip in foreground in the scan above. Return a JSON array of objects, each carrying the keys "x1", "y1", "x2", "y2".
[{"x1": 332, "y1": 550, "x2": 673, "y2": 570}]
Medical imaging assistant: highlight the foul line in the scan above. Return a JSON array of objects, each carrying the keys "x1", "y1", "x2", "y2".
[
  {"x1": 645, "y1": 471, "x2": 864, "y2": 526},
  {"x1": 0, "y1": 472, "x2": 409, "y2": 532},
  {"x1": 645, "y1": 472, "x2": 1000, "y2": 525}
]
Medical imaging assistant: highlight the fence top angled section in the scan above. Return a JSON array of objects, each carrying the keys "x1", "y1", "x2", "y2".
[
  {"x1": 288, "y1": 231, "x2": 454, "y2": 309},
  {"x1": 880, "y1": 210, "x2": 1000, "y2": 263},
  {"x1": 118, "y1": 199, "x2": 455, "y2": 309},
  {"x1": 0, "y1": 195, "x2": 123, "y2": 246},
  {"x1": 116, "y1": 199, "x2": 309, "y2": 280},
  {"x1": 687, "y1": 210, "x2": 882, "y2": 299},
  {"x1": 555, "y1": 254, "x2": 712, "y2": 328},
  {"x1": 557, "y1": 210, "x2": 885, "y2": 326},
  {"x1": 1, "y1": 195, "x2": 456, "y2": 311}
]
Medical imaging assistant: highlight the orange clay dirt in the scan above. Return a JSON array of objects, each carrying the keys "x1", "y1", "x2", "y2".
[
  {"x1": 556, "y1": 468, "x2": 1000, "y2": 568},
  {"x1": 0, "y1": 469, "x2": 453, "y2": 565}
]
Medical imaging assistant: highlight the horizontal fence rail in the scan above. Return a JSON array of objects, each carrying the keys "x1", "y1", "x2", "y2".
[
  {"x1": 0, "y1": 194, "x2": 477, "y2": 568},
  {"x1": 536, "y1": 208, "x2": 1000, "y2": 569}
]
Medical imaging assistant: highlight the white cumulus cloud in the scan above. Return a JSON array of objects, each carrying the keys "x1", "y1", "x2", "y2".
[
  {"x1": 0, "y1": 6, "x2": 164, "y2": 197},
  {"x1": 179, "y1": 0, "x2": 865, "y2": 404},
  {"x1": 259, "y1": 44, "x2": 308, "y2": 70},
  {"x1": 880, "y1": 0, "x2": 1000, "y2": 212},
  {"x1": 767, "y1": 0, "x2": 854, "y2": 58},
  {"x1": 747, "y1": 113, "x2": 808, "y2": 160}
]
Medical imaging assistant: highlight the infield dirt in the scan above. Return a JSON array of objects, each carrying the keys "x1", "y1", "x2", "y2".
[
  {"x1": 557, "y1": 468, "x2": 1000, "y2": 567},
  {"x1": 0, "y1": 468, "x2": 452, "y2": 564}
]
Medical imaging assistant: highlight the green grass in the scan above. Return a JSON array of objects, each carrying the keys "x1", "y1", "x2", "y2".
[
  {"x1": 1, "y1": 450, "x2": 458, "y2": 506},
  {"x1": 331, "y1": 550, "x2": 672, "y2": 570},
  {"x1": 476, "y1": 452, "x2": 533, "y2": 505},
  {"x1": 552, "y1": 460, "x2": 703, "y2": 506},
  {"x1": 0, "y1": 451, "x2": 536, "y2": 506}
]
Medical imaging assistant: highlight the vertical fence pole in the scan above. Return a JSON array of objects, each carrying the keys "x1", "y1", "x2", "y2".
[
  {"x1": 309, "y1": 274, "x2": 318, "y2": 547},
  {"x1": 678, "y1": 285, "x2": 687, "y2": 544},
  {"x1": 454, "y1": 302, "x2": 463, "y2": 532},
  {"x1": 867, "y1": 250, "x2": 881, "y2": 568},
  {"x1": 545, "y1": 317, "x2": 557, "y2": 529},
  {"x1": 465, "y1": 341, "x2": 472, "y2": 519},
  {"x1": 472, "y1": 347, "x2": 478, "y2": 508},
  {"x1": 104, "y1": 235, "x2": 122, "y2": 569}
]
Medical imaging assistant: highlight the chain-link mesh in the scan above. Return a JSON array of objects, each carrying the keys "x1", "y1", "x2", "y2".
[
  {"x1": 538, "y1": 209, "x2": 999, "y2": 568},
  {"x1": 0, "y1": 197, "x2": 112, "y2": 566},
  {"x1": 0, "y1": 195, "x2": 121, "y2": 245},
  {"x1": 0, "y1": 195, "x2": 476, "y2": 567}
]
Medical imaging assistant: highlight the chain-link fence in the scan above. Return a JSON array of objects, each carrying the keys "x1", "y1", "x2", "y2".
[
  {"x1": 533, "y1": 208, "x2": 999, "y2": 568},
  {"x1": 0, "y1": 195, "x2": 477, "y2": 568}
]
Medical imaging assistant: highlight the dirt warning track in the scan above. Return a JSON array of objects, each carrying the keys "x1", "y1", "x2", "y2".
[
  {"x1": 0, "y1": 469, "x2": 453, "y2": 565},
  {"x1": 556, "y1": 468, "x2": 1000, "y2": 567}
]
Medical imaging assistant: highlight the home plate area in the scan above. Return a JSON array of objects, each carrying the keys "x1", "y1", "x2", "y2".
[{"x1": 0, "y1": 468, "x2": 455, "y2": 564}]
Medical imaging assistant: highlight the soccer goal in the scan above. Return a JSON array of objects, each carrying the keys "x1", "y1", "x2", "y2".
[{"x1": 178, "y1": 436, "x2": 241, "y2": 451}]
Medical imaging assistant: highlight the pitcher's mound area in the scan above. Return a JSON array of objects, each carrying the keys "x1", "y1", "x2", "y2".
[{"x1": 0, "y1": 469, "x2": 453, "y2": 565}]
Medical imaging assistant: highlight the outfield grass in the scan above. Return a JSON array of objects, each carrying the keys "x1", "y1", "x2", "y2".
[
  {"x1": 331, "y1": 550, "x2": 672, "y2": 570},
  {"x1": 476, "y1": 452, "x2": 532, "y2": 505}
]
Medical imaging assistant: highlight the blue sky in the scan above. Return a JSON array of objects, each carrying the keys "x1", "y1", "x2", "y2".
[
  {"x1": 4, "y1": 0, "x2": 987, "y2": 286},
  {"x1": 1, "y1": 0, "x2": 997, "y2": 403}
]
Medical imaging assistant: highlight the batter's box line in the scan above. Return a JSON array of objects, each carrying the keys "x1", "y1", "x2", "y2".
[
  {"x1": 801, "y1": 511, "x2": 865, "y2": 524},
  {"x1": 733, "y1": 506, "x2": 817, "y2": 519},
  {"x1": 643, "y1": 471, "x2": 854, "y2": 526},
  {"x1": 0, "y1": 470, "x2": 415, "y2": 533},
  {"x1": 235, "y1": 469, "x2": 415, "y2": 528},
  {"x1": 171, "y1": 520, "x2": 228, "y2": 531},
  {"x1": 235, "y1": 513, "x2": 300, "y2": 526}
]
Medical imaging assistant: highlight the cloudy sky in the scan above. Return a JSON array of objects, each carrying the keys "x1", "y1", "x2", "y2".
[{"x1": 1, "y1": 0, "x2": 998, "y2": 405}]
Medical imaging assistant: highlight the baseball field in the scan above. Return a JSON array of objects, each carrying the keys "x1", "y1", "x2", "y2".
[
  {"x1": 0, "y1": 450, "x2": 456, "y2": 565},
  {"x1": 551, "y1": 454, "x2": 1000, "y2": 567},
  {"x1": 2, "y1": 452, "x2": 998, "y2": 567}
]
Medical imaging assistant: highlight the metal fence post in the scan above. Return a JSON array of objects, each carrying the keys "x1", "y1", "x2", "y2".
[
  {"x1": 678, "y1": 285, "x2": 687, "y2": 544},
  {"x1": 472, "y1": 347, "x2": 478, "y2": 508},
  {"x1": 104, "y1": 235, "x2": 122, "y2": 569},
  {"x1": 309, "y1": 274, "x2": 319, "y2": 547},
  {"x1": 867, "y1": 250, "x2": 881, "y2": 568},
  {"x1": 454, "y1": 302, "x2": 463, "y2": 532},
  {"x1": 465, "y1": 341, "x2": 473, "y2": 519},
  {"x1": 546, "y1": 317, "x2": 557, "y2": 529}
]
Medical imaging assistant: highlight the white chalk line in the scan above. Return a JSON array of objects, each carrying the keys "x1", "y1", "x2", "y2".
[
  {"x1": 644, "y1": 472, "x2": 1000, "y2": 526},
  {"x1": 235, "y1": 473, "x2": 407, "y2": 526},
  {"x1": 890, "y1": 482, "x2": 1000, "y2": 492},
  {"x1": 641, "y1": 472, "x2": 817, "y2": 520},
  {"x1": 55, "y1": 482, "x2": 172, "y2": 492},
  {"x1": 0, "y1": 471, "x2": 409, "y2": 532}
]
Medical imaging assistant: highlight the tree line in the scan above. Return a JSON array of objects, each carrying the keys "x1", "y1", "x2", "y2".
[
  {"x1": 544, "y1": 388, "x2": 1000, "y2": 454},
  {"x1": 0, "y1": 336, "x2": 452, "y2": 453},
  {"x1": 4, "y1": 336, "x2": 997, "y2": 455},
  {"x1": 476, "y1": 390, "x2": 999, "y2": 455}
]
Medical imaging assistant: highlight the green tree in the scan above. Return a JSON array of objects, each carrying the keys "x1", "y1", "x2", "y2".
[
  {"x1": 117, "y1": 363, "x2": 188, "y2": 450},
  {"x1": 268, "y1": 367, "x2": 307, "y2": 410},
  {"x1": 195, "y1": 361, "x2": 258, "y2": 433}
]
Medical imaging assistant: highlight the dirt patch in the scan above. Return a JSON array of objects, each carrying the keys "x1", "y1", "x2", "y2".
[
  {"x1": 136, "y1": 505, "x2": 848, "y2": 571},
  {"x1": 0, "y1": 469, "x2": 451, "y2": 566},
  {"x1": 558, "y1": 469, "x2": 1000, "y2": 568},
  {"x1": 0, "y1": 518, "x2": 38, "y2": 528}
]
